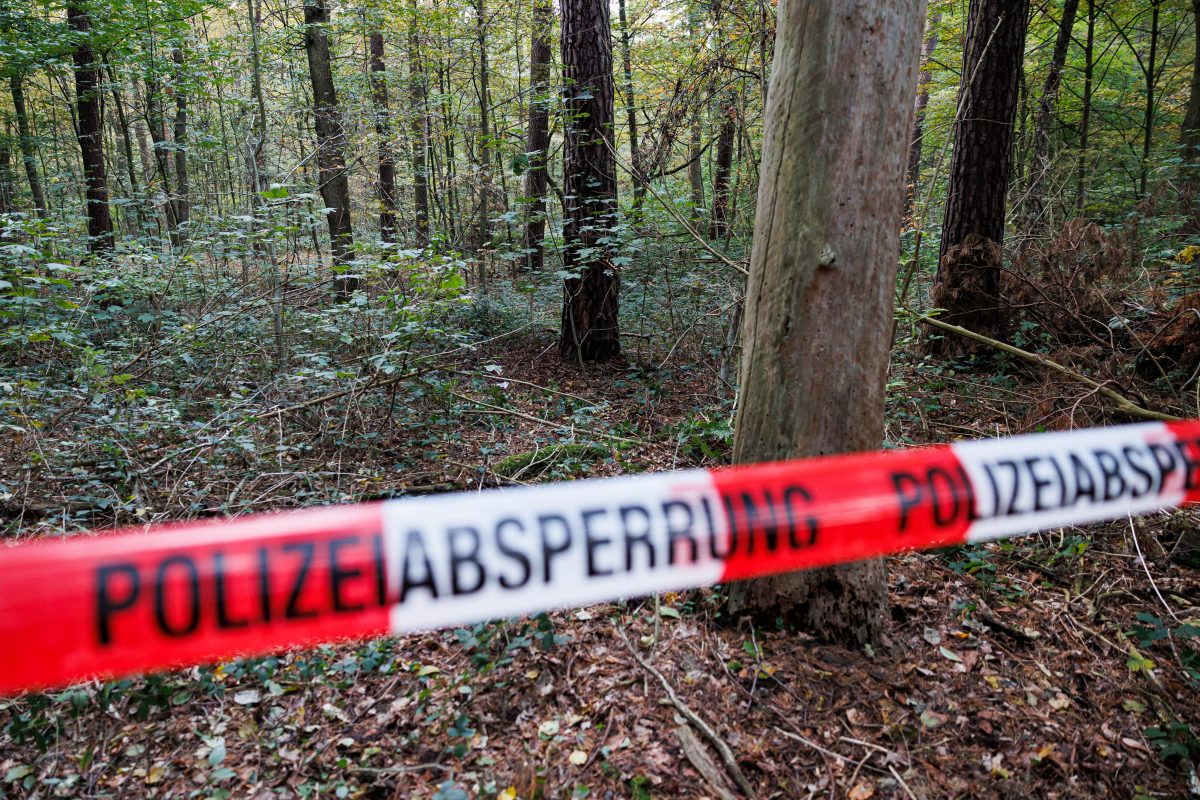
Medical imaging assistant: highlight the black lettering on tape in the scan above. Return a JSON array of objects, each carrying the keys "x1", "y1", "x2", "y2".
[
  {"x1": 282, "y1": 541, "x2": 318, "y2": 619},
  {"x1": 447, "y1": 526, "x2": 485, "y2": 596},
  {"x1": 1024, "y1": 457, "x2": 1054, "y2": 513},
  {"x1": 1149, "y1": 443, "x2": 1178, "y2": 494},
  {"x1": 494, "y1": 517, "x2": 531, "y2": 590},
  {"x1": 329, "y1": 535, "x2": 366, "y2": 612},
  {"x1": 662, "y1": 500, "x2": 698, "y2": 565},
  {"x1": 892, "y1": 471, "x2": 923, "y2": 532},
  {"x1": 1068, "y1": 453, "x2": 1096, "y2": 505},
  {"x1": 398, "y1": 529, "x2": 438, "y2": 602},
  {"x1": 371, "y1": 534, "x2": 388, "y2": 607},
  {"x1": 213, "y1": 552, "x2": 250, "y2": 629},
  {"x1": 1094, "y1": 449, "x2": 1127, "y2": 502},
  {"x1": 781, "y1": 485, "x2": 818, "y2": 547},
  {"x1": 257, "y1": 547, "x2": 273, "y2": 622},
  {"x1": 154, "y1": 555, "x2": 201, "y2": 637},
  {"x1": 581, "y1": 508, "x2": 613, "y2": 578},
  {"x1": 538, "y1": 514, "x2": 573, "y2": 584},
  {"x1": 619, "y1": 504, "x2": 655, "y2": 571},
  {"x1": 96, "y1": 563, "x2": 140, "y2": 646},
  {"x1": 1123, "y1": 446, "x2": 1154, "y2": 498}
]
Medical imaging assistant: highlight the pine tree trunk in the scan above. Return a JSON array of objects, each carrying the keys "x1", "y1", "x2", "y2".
[
  {"x1": 523, "y1": 0, "x2": 552, "y2": 273},
  {"x1": 727, "y1": 0, "x2": 926, "y2": 647},
  {"x1": 928, "y1": 0, "x2": 1029, "y2": 356},
  {"x1": 9, "y1": 75, "x2": 47, "y2": 218},
  {"x1": 304, "y1": 0, "x2": 358, "y2": 299},
  {"x1": 68, "y1": 1, "x2": 115, "y2": 255},
  {"x1": 558, "y1": 0, "x2": 620, "y2": 363},
  {"x1": 369, "y1": 32, "x2": 398, "y2": 243}
]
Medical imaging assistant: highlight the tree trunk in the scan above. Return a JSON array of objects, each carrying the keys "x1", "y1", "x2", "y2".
[
  {"x1": 304, "y1": 0, "x2": 358, "y2": 299},
  {"x1": 1077, "y1": 0, "x2": 1095, "y2": 211},
  {"x1": 407, "y1": 1, "x2": 430, "y2": 246},
  {"x1": 523, "y1": 0, "x2": 552, "y2": 273},
  {"x1": 1023, "y1": 0, "x2": 1078, "y2": 228},
  {"x1": 904, "y1": 13, "x2": 940, "y2": 221},
  {"x1": 927, "y1": 0, "x2": 1029, "y2": 356},
  {"x1": 1183, "y1": 0, "x2": 1200, "y2": 223},
  {"x1": 171, "y1": 47, "x2": 190, "y2": 243},
  {"x1": 144, "y1": 65, "x2": 178, "y2": 237},
  {"x1": 1139, "y1": 0, "x2": 1161, "y2": 199},
  {"x1": 558, "y1": 0, "x2": 620, "y2": 363},
  {"x1": 68, "y1": 0, "x2": 115, "y2": 255},
  {"x1": 727, "y1": 0, "x2": 926, "y2": 646},
  {"x1": 687, "y1": 8, "x2": 705, "y2": 220},
  {"x1": 617, "y1": 0, "x2": 643, "y2": 211},
  {"x1": 369, "y1": 32, "x2": 399, "y2": 243},
  {"x1": 475, "y1": 0, "x2": 493, "y2": 291},
  {"x1": 708, "y1": 96, "x2": 736, "y2": 239},
  {"x1": 9, "y1": 75, "x2": 46, "y2": 218}
]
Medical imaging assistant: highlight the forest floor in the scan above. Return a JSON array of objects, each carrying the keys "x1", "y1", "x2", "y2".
[{"x1": 2, "y1": 322, "x2": 1199, "y2": 800}]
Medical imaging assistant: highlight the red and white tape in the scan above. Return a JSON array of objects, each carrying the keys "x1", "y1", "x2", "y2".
[{"x1": 3, "y1": 420, "x2": 1199, "y2": 695}]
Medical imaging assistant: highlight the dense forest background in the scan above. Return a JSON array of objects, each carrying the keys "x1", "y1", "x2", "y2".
[{"x1": 2, "y1": 0, "x2": 1200, "y2": 797}]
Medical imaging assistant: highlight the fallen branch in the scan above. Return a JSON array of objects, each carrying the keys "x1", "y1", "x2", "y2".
[
  {"x1": 915, "y1": 312, "x2": 1181, "y2": 422},
  {"x1": 620, "y1": 631, "x2": 756, "y2": 799}
]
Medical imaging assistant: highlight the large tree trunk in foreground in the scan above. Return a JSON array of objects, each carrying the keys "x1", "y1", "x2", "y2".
[
  {"x1": 68, "y1": 1, "x2": 115, "y2": 255},
  {"x1": 558, "y1": 0, "x2": 620, "y2": 362},
  {"x1": 727, "y1": 0, "x2": 926, "y2": 646},
  {"x1": 928, "y1": 0, "x2": 1029, "y2": 356},
  {"x1": 523, "y1": 0, "x2": 552, "y2": 272},
  {"x1": 304, "y1": 0, "x2": 358, "y2": 299}
]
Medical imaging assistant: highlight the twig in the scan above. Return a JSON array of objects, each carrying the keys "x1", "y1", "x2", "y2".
[
  {"x1": 448, "y1": 391, "x2": 641, "y2": 445},
  {"x1": 914, "y1": 312, "x2": 1181, "y2": 422},
  {"x1": 889, "y1": 765, "x2": 920, "y2": 800},
  {"x1": 619, "y1": 631, "x2": 756, "y2": 799},
  {"x1": 1128, "y1": 514, "x2": 1179, "y2": 623}
]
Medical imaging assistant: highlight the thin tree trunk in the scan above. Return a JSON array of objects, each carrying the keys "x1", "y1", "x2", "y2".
[
  {"x1": 904, "y1": 13, "x2": 940, "y2": 221},
  {"x1": 1024, "y1": 0, "x2": 1079, "y2": 226},
  {"x1": 928, "y1": 0, "x2": 1030, "y2": 354},
  {"x1": 304, "y1": 0, "x2": 358, "y2": 299},
  {"x1": 105, "y1": 65, "x2": 142, "y2": 231},
  {"x1": 617, "y1": 0, "x2": 643, "y2": 211},
  {"x1": 523, "y1": 0, "x2": 552, "y2": 272},
  {"x1": 9, "y1": 75, "x2": 46, "y2": 218},
  {"x1": 1077, "y1": 0, "x2": 1095, "y2": 211},
  {"x1": 407, "y1": 0, "x2": 430, "y2": 246},
  {"x1": 68, "y1": 1, "x2": 114, "y2": 255},
  {"x1": 1139, "y1": 0, "x2": 1161, "y2": 199},
  {"x1": 708, "y1": 96, "x2": 736, "y2": 239},
  {"x1": 728, "y1": 0, "x2": 927, "y2": 646},
  {"x1": 1182, "y1": 0, "x2": 1200, "y2": 223},
  {"x1": 475, "y1": 0, "x2": 492, "y2": 289},
  {"x1": 559, "y1": 0, "x2": 620, "y2": 362},
  {"x1": 369, "y1": 32, "x2": 398, "y2": 243},
  {"x1": 144, "y1": 64, "x2": 178, "y2": 237},
  {"x1": 171, "y1": 47, "x2": 190, "y2": 243}
]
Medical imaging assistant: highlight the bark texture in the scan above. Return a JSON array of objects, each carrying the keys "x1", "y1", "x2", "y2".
[
  {"x1": 1024, "y1": 0, "x2": 1079, "y2": 226},
  {"x1": 727, "y1": 0, "x2": 926, "y2": 646},
  {"x1": 904, "y1": 13, "x2": 940, "y2": 220},
  {"x1": 558, "y1": 0, "x2": 620, "y2": 362},
  {"x1": 407, "y1": 0, "x2": 430, "y2": 245},
  {"x1": 929, "y1": 0, "x2": 1029, "y2": 355},
  {"x1": 68, "y1": 1, "x2": 115, "y2": 255},
  {"x1": 369, "y1": 32, "x2": 398, "y2": 243},
  {"x1": 522, "y1": 0, "x2": 552, "y2": 272},
  {"x1": 171, "y1": 47, "x2": 191, "y2": 243},
  {"x1": 9, "y1": 75, "x2": 46, "y2": 217},
  {"x1": 304, "y1": 0, "x2": 358, "y2": 299}
]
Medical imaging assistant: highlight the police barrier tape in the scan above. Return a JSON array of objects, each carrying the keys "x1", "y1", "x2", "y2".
[{"x1": 3, "y1": 420, "x2": 1200, "y2": 695}]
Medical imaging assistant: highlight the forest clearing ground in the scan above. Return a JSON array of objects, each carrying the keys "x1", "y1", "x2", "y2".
[{"x1": 1, "y1": 327, "x2": 1198, "y2": 800}]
